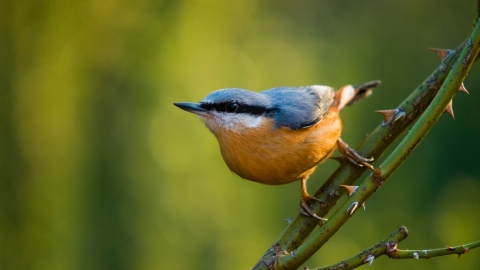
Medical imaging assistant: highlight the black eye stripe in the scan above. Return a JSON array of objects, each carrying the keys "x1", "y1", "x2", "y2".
[
  {"x1": 201, "y1": 102, "x2": 268, "y2": 115},
  {"x1": 237, "y1": 105, "x2": 268, "y2": 115}
]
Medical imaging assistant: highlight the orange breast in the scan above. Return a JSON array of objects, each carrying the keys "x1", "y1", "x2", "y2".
[{"x1": 214, "y1": 107, "x2": 342, "y2": 185}]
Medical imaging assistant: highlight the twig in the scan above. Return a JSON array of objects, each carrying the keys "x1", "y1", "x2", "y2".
[
  {"x1": 390, "y1": 240, "x2": 480, "y2": 260},
  {"x1": 307, "y1": 227, "x2": 480, "y2": 270},
  {"x1": 306, "y1": 226, "x2": 408, "y2": 270},
  {"x1": 276, "y1": 14, "x2": 480, "y2": 270}
]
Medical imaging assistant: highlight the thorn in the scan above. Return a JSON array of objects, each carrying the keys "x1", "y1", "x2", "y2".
[
  {"x1": 429, "y1": 48, "x2": 453, "y2": 60},
  {"x1": 446, "y1": 246, "x2": 455, "y2": 251},
  {"x1": 458, "y1": 83, "x2": 469, "y2": 94},
  {"x1": 346, "y1": 201, "x2": 358, "y2": 215},
  {"x1": 361, "y1": 202, "x2": 366, "y2": 210},
  {"x1": 458, "y1": 254, "x2": 462, "y2": 259},
  {"x1": 284, "y1": 217, "x2": 293, "y2": 224},
  {"x1": 364, "y1": 255, "x2": 375, "y2": 266},
  {"x1": 413, "y1": 252, "x2": 419, "y2": 260},
  {"x1": 444, "y1": 100, "x2": 455, "y2": 120},
  {"x1": 376, "y1": 109, "x2": 405, "y2": 126},
  {"x1": 340, "y1": 185, "x2": 358, "y2": 196},
  {"x1": 376, "y1": 109, "x2": 398, "y2": 125}
]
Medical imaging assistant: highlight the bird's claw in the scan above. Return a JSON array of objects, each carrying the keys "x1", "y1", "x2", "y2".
[
  {"x1": 299, "y1": 195, "x2": 328, "y2": 222},
  {"x1": 337, "y1": 138, "x2": 374, "y2": 170}
]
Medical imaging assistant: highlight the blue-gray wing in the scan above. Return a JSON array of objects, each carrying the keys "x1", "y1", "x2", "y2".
[{"x1": 261, "y1": 85, "x2": 335, "y2": 130}]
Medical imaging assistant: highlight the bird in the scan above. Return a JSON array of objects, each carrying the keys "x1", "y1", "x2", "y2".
[{"x1": 174, "y1": 81, "x2": 380, "y2": 220}]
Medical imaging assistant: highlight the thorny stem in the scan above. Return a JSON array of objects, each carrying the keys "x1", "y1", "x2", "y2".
[
  {"x1": 255, "y1": 46, "x2": 466, "y2": 270},
  {"x1": 390, "y1": 240, "x2": 480, "y2": 260},
  {"x1": 380, "y1": 33, "x2": 479, "y2": 179},
  {"x1": 307, "y1": 226, "x2": 408, "y2": 270},
  {"x1": 276, "y1": 16, "x2": 480, "y2": 270},
  {"x1": 254, "y1": 23, "x2": 473, "y2": 270},
  {"x1": 307, "y1": 227, "x2": 480, "y2": 270}
]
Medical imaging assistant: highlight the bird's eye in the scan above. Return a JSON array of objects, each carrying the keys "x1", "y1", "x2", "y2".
[{"x1": 225, "y1": 102, "x2": 238, "y2": 113}]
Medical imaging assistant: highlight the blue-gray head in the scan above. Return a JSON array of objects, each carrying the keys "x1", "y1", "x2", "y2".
[{"x1": 174, "y1": 85, "x2": 335, "y2": 134}]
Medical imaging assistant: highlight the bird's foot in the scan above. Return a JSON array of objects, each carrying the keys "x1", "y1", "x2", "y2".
[
  {"x1": 337, "y1": 138, "x2": 374, "y2": 170},
  {"x1": 299, "y1": 195, "x2": 328, "y2": 222}
]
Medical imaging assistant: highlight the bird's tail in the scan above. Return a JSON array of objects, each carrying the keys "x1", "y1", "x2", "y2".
[{"x1": 333, "y1": 80, "x2": 381, "y2": 110}]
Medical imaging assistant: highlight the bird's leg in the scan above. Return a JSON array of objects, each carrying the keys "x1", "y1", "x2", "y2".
[
  {"x1": 299, "y1": 177, "x2": 328, "y2": 221},
  {"x1": 337, "y1": 138, "x2": 374, "y2": 170}
]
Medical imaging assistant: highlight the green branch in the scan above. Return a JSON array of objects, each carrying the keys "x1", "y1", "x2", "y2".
[
  {"x1": 391, "y1": 240, "x2": 480, "y2": 260},
  {"x1": 276, "y1": 16, "x2": 480, "y2": 269},
  {"x1": 307, "y1": 227, "x2": 480, "y2": 270},
  {"x1": 307, "y1": 226, "x2": 408, "y2": 270},
  {"x1": 254, "y1": 28, "x2": 469, "y2": 270},
  {"x1": 254, "y1": 47, "x2": 466, "y2": 270}
]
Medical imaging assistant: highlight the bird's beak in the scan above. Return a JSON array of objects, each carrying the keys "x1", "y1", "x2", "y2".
[{"x1": 173, "y1": 102, "x2": 206, "y2": 115}]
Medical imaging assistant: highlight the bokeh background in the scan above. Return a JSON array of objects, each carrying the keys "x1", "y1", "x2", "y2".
[{"x1": 1, "y1": 1, "x2": 480, "y2": 269}]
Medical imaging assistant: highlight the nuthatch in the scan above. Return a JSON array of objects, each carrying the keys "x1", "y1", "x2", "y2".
[{"x1": 174, "y1": 81, "x2": 380, "y2": 220}]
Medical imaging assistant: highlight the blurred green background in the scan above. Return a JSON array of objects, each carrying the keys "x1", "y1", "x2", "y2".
[{"x1": 1, "y1": 1, "x2": 480, "y2": 269}]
